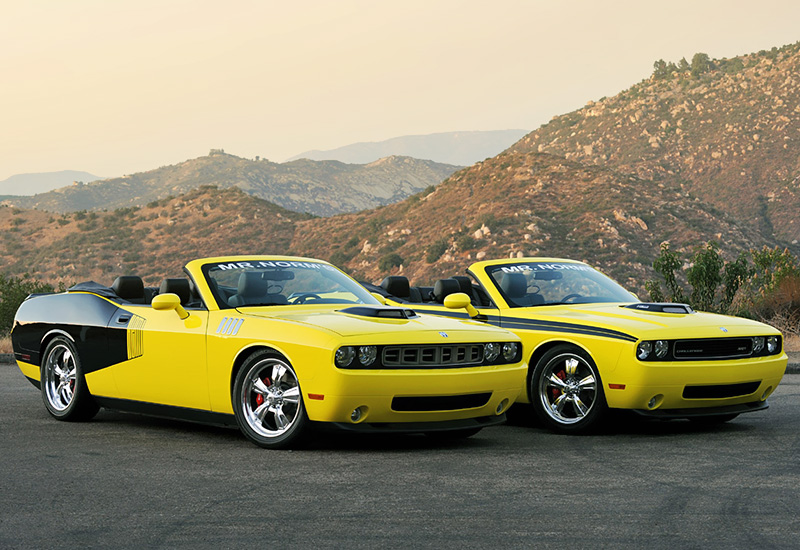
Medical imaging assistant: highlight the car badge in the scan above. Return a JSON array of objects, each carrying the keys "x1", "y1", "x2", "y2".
[
  {"x1": 439, "y1": 332, "x2": 449, "y2": 338},
  {"x1": 720, "y1": 327, "x2": 728, "y2": 333}
]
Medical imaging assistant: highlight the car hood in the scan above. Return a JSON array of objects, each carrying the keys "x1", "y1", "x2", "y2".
[
  {"x1": 502, "y1": 302, "x2": 781, "y2": 340},
  {"x1": 236, "y1": 304, "x2": 517, "y2": 341}
]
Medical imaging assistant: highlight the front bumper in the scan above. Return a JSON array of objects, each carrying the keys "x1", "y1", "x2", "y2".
[
  {"x1": 302, "y1": 363, "x2": 526, "y2": 425},
  {"x1": 604, "y1": 353, "x2": 787, "y2": 412}
]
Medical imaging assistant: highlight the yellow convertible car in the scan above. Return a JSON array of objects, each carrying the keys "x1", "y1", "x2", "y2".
[
  {"x1": 373, "y1": 258, "x2": 787, "y2": 433},
  {"x1": 10, "y1": 256, "x2": 526, "y2": 448}
]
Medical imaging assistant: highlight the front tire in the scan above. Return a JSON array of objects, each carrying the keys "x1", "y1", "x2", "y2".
[
  {"x1": 40, "y1": 336, "x2": 99, "y2": 421},
  {"x1": 530, "y1": 345, "x2": 607, "y2": 433},
  {"x1": 233, "y1": 351, "x2": 308, "y2": 449}
]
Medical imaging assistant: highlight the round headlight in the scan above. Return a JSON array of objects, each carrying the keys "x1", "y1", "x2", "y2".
[
  {"x1": 654, "y1": 340, "x2": 669, "y2": 359},
  {"x1": 753, "y1": 336, "x2": 765, "y2": 354},
  {"x1": 358, "y1": 345, "x2": 378, "y2": 366},
  {"x1": 484, "y1": 342, "x2": 501, "y2": 362},
  {"x1": 637, "y1": 341, "x2": 652, "y2": 360},
  {"x1": 502, "y1": 342, "x2": 519, "y2": 362},
  {"x1": 335, "y1": 346, "x2": 356, "y2": 367},
  {"x1": 767, "y1": 336, "x2": 779, "y2": 354}
]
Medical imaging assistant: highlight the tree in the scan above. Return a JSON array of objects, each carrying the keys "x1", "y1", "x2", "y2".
[
  {"x1": 0, "y1": 273, "x2": 55, "y2": 335},
  {"x1": 691, "y1": 52, "x2": 710, "y2": 77},
  {"x1": 686, "y1": 242, "x2": 724, "y2": 311}
]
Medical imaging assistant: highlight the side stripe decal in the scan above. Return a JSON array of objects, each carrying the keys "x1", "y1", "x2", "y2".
[
  {"x1": 411, "y1": 307, "x2": 637, "y2": 343},
  {"x1": 216, "y1": 317, "x2": 244, "y2": 336}
]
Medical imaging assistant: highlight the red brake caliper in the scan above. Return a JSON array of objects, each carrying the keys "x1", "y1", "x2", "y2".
[
  {"x1": 255, "y1": 377, "x2": 271, "y2": 406},
  {"x1": 552, "y1": 370, "x2": 566, "y2": 399}
]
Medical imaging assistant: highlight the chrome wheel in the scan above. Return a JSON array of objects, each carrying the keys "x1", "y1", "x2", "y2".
[
  {"x1": 40, "y1": 336, "x2": 99, "y2": 421},
  {"x1": 43, "y1": 342, "x2": 76, "y2": 412},
  {"x1": 238, "y1": 356, "x2": 303, "y2": 440},
  {"x1": 531, "y1": 345, "x2": 607, "y2": 432}
]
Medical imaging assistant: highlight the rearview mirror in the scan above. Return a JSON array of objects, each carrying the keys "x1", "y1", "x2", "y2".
[
  {"x1": 152, "y1": 293, "x2": 189, "y2": 320},
  {"x1": 444, "y1": 292, "x2": 480, "y2": 319}
]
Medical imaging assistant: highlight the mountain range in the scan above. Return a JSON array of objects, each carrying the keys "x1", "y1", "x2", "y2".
[
  {"x1": 2, "y1": 41, "x2": 799, "y2": 295},
  {"x1": 286, "y1": 129, "x2": 528, "y2": 165},
  {"x1": 0, "y1": 170, "x2": 103, "y2": 196},
  {"x1": 0, "y1": 151, "x2": 460, "y2": 217}
]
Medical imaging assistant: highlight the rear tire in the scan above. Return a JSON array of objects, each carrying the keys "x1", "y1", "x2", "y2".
[
  {"x1": 40, "y1": 336, "x2": 99, "y2": 421},
  {"x1": 233, "y1": 350, "x2": 308, "y2": 449},
  {"x1": 530, "y1": 345, "x2": 607, "y2": 433}
]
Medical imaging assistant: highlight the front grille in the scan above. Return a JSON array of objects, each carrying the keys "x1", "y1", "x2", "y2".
[
  {"x1": 391, "y1": 393, "x2": 492, "y2": 411},
  {"x1": 382, "y1": 345, "x2": 484, "y2": 368},
  {"x1": 683, "y1": 382, "x2": 761, "y2": 399},
  {"x1": 673, "y1": 338, "x2": 753, "y2": 360}
]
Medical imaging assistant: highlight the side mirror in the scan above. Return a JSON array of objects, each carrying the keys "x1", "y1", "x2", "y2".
[
  {"x1": 152, "y1": 293, "x2": 189, "y2": 320},
  {"x1": 371, "y1": 292, "x2": 387, "y2": 305},
  {"x1": 444, "y1": 292, "x2": 480, "y2": 318}
]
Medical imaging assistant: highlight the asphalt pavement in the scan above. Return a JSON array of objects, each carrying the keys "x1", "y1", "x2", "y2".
[{"x1": 1, "y1": 362, "x2": 799, "y2": 549}]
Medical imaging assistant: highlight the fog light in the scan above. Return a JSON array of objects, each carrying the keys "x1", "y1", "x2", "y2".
[
  {"x1": 350, "y1": 407, "x2": 363, "y2": 422},
  {"x1": 502, "y1": 342, "x2": 519, "y2": 362},
  {"x1": 647, "y1": 394, "x2": 663, "y2": 410},
  {"x1": 767, "y1": 336, "x2": 779, "y2": 354},
  {"x1": 335, "y1": 346, "x2": 356, "y2": 367},
  {"x1": 484, "y1": 342, "x2": 500, "y2": 362},
  {"x1": 637, "y1": 341, "x2": 652, "y2": 360},
  {"x1": 762, "y1": 387, "x2": 773, "y2": 400},
  {"x1": 496, "y1": 399, "x2": 509, "y2": 414}
]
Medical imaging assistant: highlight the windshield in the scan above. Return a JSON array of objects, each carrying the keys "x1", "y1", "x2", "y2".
[
  {"x1": 485, "y1": 262, "x2": 636, "y2": 308},
  {"x1": 203, "y1": 259, "x2": 380, "y2": 309}
]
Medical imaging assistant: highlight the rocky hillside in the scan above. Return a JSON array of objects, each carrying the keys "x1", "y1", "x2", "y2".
[
  {"x1": 508, "y1": 42, "x2": 800, "y2": 246},
  {"x1": 0, "y1": 187, "x2": 312, "y2": 285},
  {"x1": 0, "y1": 152, "x2": 780, "y2": 295},
  {"x1": 290, "y1": 151, "x2": 774, "y2": 292},
  {"x1": 0, "y1": 151, "x2": 460, "y2": 217}
]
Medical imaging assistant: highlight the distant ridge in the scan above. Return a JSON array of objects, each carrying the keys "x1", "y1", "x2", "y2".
[
  {"x1": 0, "y1": 170, "x2": 104, "y2": 196},
  {"x1": 287, "y1": 130, "x2": 528, "y2": 166},
  {"x1": 0, "y1": 152, "x2": 460, "y2": 217}
]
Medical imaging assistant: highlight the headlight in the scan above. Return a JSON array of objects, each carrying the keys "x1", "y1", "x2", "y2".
[
  {"x1": 358, "y1": 345, "x2": 378, "y2": 366},
  {"x1": 767, "y1": 336, "x2": 779, "y2": 354},
  {"x1": 753, "y1": 336, "x2": 765, "y2": 353},
  {"x1": 484, "y1": 342, "x2": 501, "y2": 362},
  {"x1": 502, "y1": 342, "x2": 519, "y2": 362},
  {"x1": 654, "y1": 340, "x2": 669, "y2": 359},
  {"x1": 335, "y1": 346, "x2": 356, "y2": 367},
  {"x1": 637, "y1": 341, "x2": 652, "y2": 360}
]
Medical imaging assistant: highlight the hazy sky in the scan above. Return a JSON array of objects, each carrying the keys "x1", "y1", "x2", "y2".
[{"x1": 2, "y1": 0, "x2": 799, "y2": 180}]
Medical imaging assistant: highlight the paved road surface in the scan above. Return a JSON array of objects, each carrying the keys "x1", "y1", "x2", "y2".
[{"x1": 1, "y1": 364, "x2": 798, "y2": 549}]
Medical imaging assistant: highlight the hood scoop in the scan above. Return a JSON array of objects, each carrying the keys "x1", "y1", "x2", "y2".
[
  {"x1": 622, "y1": 303, "x2": 695, "y2": 314},
  {"x1": 339, "y1": 306, "x2": 418, "y2": 319}
]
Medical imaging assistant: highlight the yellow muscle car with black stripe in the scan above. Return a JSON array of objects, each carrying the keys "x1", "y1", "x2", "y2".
[
  {"x1": 11, "y1": 256, "x2": 526, "y2": 449},
  {"x1": 372, "y1": 258, "x2": 787, "y2": 433}
]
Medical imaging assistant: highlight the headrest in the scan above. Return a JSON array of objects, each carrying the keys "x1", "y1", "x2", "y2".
[
  {"x1": 452, "y1": 276, "x2": 474, "y2": 295},
  {"x1": 433, "y1": 278, "x2": 460, "y2": 302},
  {"x1": 381, "y1": 275, "x2": 410, "y2": 298},
  {"x1": 112, "y1": 276, "x2": 144, "y2": 300},
  {"x1": 500, "y1": 272, "x2": 527, "y2": 298},
  {"x1": 238, "y1": 272, "x2": 268, "y2": 297},
  {"x1": 160, "y1": 278, "x2": 191, "y2": 305}
]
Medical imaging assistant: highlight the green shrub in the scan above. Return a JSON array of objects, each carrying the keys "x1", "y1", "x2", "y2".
[
  {"x1": 378, "y1": 253, "x2": 403, "y2": 272},
  {"x1": 0, "y1": 274, "x2": 55, "y2": 335},
  {"x1": 426, "y1": 239, "x2": 448, "y2": 263}
]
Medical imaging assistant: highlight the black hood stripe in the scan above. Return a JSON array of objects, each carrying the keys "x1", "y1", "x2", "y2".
[{"x1": 411, "y1": 307, "x2": 637, "y2": 343}]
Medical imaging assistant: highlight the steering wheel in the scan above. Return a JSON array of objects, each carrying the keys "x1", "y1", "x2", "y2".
[
  {"x1": 560, "y1": 293, "x2": 583, "y2": 303},
  {"x1": 290, "y1": 292, "x2": 322, "y2": 304}
]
